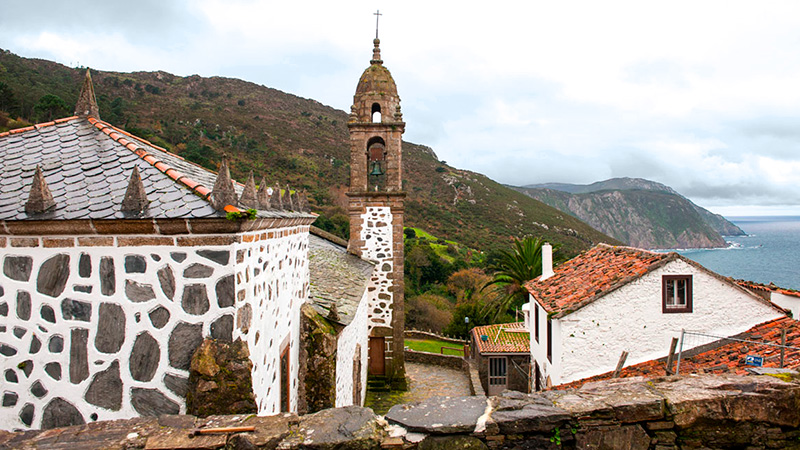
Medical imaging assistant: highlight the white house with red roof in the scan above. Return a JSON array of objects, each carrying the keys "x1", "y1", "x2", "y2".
[{"x1": 524, "y1": 243, "x2": 786, "y2": 389}]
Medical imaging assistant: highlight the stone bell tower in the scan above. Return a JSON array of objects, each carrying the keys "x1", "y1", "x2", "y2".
[{"x1": 347, "y1": 33, "x2": 406, "y2": 386}]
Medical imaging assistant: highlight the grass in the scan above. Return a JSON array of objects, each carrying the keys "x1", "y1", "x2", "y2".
[{"x1": 405, "y1": 338, "x2": 465, "y2": 357}]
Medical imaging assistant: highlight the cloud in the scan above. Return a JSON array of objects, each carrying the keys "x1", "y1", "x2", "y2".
[{"x1": 2, "y1": 1, "x2": 800, "y2": 214}]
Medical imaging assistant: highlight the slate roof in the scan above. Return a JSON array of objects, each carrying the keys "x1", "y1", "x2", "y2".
[
  {"x1": 558, "y1": 316, "x2": 800, "y2": 389},
  {"x1": 471, "y1": 322, "x2": 530, "y2": 354},
  {"x1": 308, "y1": 234, "x2": 374, "y2": 326},
  {"x1": 0, "y1": 116, "x2": 304, "y2": 221},
  {"x1": 525, "y1": 244, "x2": 672, "y2": 317}
]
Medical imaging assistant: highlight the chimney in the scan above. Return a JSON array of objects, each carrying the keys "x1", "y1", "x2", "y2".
[{"x1": 541, "y1": 242, "x2": 554, "y2": 280}]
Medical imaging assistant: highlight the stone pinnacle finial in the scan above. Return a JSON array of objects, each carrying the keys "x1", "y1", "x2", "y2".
[
  {"x1": 121, "y1": 165, "x2": 149, "y2": 214},
  {"x1": 25, "y1": 165, "x2": 56, "y2": 215},
  {"x1": 371, "y1": 38, "x2": 382, "y2": 65},
  {"x1": 290, "y1": 190, "x2": 301, "y2": 212},
  {"x1": 74, "y1": 69, "x2": 100, "y2": 119},
  {"x1": 211, "y1": 156, "x2": 237, "y2": 211},
  {"x1": 283, "y1": 185, "x2": 295, "y2": 211},
  {"x1": 270, "y1": 183, "x2": 283, "y2": 210},
  {"x1": 257, "y1": 175, "x2": 270, "y2": 209},
  {"x1": 298, "y1": 190, "x2": 311, "y2": 213},
  {"x1": 239, "y1": 171, "x2": 258, "y2": 209}
]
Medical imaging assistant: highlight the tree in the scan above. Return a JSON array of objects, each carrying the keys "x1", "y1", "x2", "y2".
[
  {"x1": 0, "y1": 82, "x2": 19, "y2": 116},
  {"x1": 481, "y1": 236, "x2": 556, "y2": 321},
  {"x1": 33, "y1": 94, "x2": 69, "y2": 122}
]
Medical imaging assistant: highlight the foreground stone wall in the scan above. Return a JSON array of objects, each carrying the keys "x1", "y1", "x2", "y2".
[
  {"x1": 3, "y1": 374, "x2": 800, "y2": 449},
  {"x1": 0, "y1": 225, "x2": 309, "y2": 430}
]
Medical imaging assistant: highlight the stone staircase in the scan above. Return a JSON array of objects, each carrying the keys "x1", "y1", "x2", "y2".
[{"x1": 367, "y1": 375, "x2": 390, "y2": 392}]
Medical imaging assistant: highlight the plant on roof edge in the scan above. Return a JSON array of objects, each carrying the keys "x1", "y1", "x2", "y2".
[{"x1": 226, "y1": 208, "x2": 257, "y2": 221}]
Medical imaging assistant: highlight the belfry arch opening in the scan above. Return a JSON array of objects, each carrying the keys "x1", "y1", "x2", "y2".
[
  {"x1": 371, "y1": 103, "x2": 381, "y2": 123},
  {"x1": 366, "y1": 136, "x2": 386, "y2": 190}
]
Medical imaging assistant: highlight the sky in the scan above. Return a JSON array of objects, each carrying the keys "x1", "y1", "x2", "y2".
[{"x1": 2, "y1": 1, "x2": 800, "y2": 216}]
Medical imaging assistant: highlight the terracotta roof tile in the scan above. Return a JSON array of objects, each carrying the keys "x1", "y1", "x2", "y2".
[
  {"x1": 471, "y1": 322, "x2": 530, "y2": 354},
  {"x1": 526, "y1": 244, "x2": 671, "y2": 317},
  {"x1": 558, "y1": 316, "x2": 800, "y2": 389},
  {"x1": 736, "y1": 280, "x2": 800, "y2": 299}
]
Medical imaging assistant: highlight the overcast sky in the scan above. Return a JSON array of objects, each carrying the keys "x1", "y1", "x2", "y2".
[{"x1": 2, "y1": 1, "x2": 800, "y2": 216}]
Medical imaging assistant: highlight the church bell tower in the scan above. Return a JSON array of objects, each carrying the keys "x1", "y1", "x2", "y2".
[{"x1": 347, "y1": 25, "x2": 406, "y2": 386}]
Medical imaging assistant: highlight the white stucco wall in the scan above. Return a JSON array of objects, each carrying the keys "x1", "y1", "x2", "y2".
[
  {"x1": 359, "y1": 207, "x2": 393, "y2": 330},
  {"x1": 334, "y1": 287, "x2": 369, "y2": 407},
  {"x1": 770, "y1": 292, "x2": 800, "y2": 320},
  {"x1": 528, "y1": 301, "x2": 561, "y2": 389},
  {"x1": 233, "y1": 226, "x2": 309, "y2": 416},
  {"x1": 530, "y1": 259, "x2": 784, "y2": 386}
]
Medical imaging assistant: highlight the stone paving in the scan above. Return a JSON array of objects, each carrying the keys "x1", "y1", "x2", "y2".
[{"x1": 366, "y1": 362, "x2": 473, "y2": 415}]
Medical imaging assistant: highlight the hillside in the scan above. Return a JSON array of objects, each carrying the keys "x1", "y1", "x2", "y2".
[
  {"x1": 0, "y1": 49, "x2": 617, "y2": 257},
  {"x1": 514, "y1": 177, "x2": 745, "y2": 249}
]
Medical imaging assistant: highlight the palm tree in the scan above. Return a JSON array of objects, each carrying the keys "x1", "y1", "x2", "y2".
[{"x1": 481, "y1": 236, "x2": 553, "y2": 321}]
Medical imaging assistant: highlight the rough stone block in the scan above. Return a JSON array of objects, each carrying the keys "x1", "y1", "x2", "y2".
[
  {"x1": 3, "y1": 256, "x2": 33, "y2": 281},
  {"x1": 61, "y1": 299, "x2": 91, "y2": 322},
  {"x1": 157, "y1": 265, "x2": 176, "y2": 300},
  {"x1": 36, "y1": 254, "x2": 70, "y2": 298},
  {"x1": 169, "y1": 322, "x2": 203, "y2": 370},
  {"x1": 69, "y1": 328, "x2": 89, "y2": 384},
  {"x1": 85, "y1": 360, "x2": 122, "y2": 411},
  {"x1": 125, "y1": 280, "x2": 156, "y2": 303},
  {"x1": 181, "y1": 284, "x2": 210, "y2": 315},
  {"x1": 95, "y1": 302, "x2": 125, "y2": 353},
  {"x1": 124, "y1": 255, "x2": 147, "y2": 273},
  {"x1": 130, "y1": 332, "x2": 160, "y2": 382},
  {"x1": 130, "y1": 388, "x2": 180, "y2": 416},
  {"x1": 386, "y1": 396, "x2": 488, "y2": 434},
  {"x1": 99, "y1": 257, "x2": 115, "y2": 296},
  {"x1": 40, "y1": 397, "x2": 85, "y2": 430}
]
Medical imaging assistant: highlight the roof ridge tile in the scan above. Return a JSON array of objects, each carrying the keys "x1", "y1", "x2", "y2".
[{"x1": 87, "y1": 118, "x2": 215, "y2": 204}]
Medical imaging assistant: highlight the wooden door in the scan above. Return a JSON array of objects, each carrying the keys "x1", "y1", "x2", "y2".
[
  {"x1": 368, "y1": 337, "x2": 385, "y2": 376},
  {"x1": 280, "y1": 345, "x2": 290, "y2": 412}
]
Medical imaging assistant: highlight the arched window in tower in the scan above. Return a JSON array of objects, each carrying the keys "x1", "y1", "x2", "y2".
[
  {"x1": 371, "y1": 103, "x2": 382, "y2": 123},
  {"x1": 366, "y1": 136, "x2": 386, "y2": 191}
]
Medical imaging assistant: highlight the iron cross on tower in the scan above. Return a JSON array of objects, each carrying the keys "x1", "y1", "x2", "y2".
[{"x1": 374, "y1": 10, "x2": 382, "y2": 39}]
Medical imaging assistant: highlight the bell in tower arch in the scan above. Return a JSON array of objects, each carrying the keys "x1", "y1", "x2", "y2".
[{"x1": 367, "y1": 137, "x2": 386, "y2": 191}]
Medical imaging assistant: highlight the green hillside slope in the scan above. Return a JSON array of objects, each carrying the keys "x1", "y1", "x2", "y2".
[{"x1": 0, "y1": 49, "x2": 617, "y2": 256}]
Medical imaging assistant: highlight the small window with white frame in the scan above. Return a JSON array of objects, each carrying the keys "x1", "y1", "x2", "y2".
[{"x1": 662, "y1": 275, "x2": 693, "y2": 313}]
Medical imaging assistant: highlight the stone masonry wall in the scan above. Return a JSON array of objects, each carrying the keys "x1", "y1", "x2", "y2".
[
  {"x1": 4, "y1": 374, "x2": 800, "y2": 449},
  {"x1": 359, "y1": 206, "x2": 393, "y2": 331},
  {"x1": 0, "y1": 225, "x2": 309, "y2": 430}
]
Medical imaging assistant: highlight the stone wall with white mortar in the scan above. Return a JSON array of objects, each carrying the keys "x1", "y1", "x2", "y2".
[
  {"x1": 334, "y1": 287, "x2": 369, "y2": 407},
  {"x1": 358, "y1": 207, "x2": 393, "y2": 330},
  {"x1": 531, "y1": 259, "x2": 784, "y2": 386},
  {"x1": 233, "y1": 226, "x2": 309, "y2": 415},
  {"x1": 0, "y1": 225, "x2": 309, "y2": 430}
]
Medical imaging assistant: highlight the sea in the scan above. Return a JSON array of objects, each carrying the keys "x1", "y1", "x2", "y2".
[{"x1": 673, "y1": 216, "x2": 800, "y2": 291}]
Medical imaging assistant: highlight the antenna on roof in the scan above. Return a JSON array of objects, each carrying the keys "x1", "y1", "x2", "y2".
[{"x1": 374, "y1": 10, "x2": 382, "y2": 40}]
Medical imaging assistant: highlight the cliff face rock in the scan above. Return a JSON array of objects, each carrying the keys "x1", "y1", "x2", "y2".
[{"x1": 514, "y1": 178, "x2": 744, "y2": 249}]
